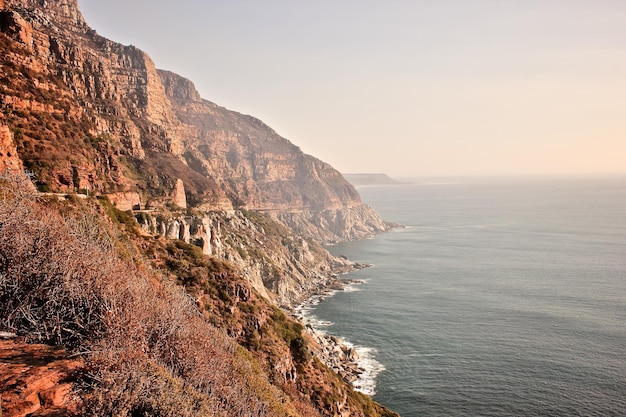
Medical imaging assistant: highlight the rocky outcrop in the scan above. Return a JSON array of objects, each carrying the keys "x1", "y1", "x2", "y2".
[
  {"x1": 0, "y1": 9, "x2": 33, "y2": 44},
  {"x1": 0, "y1": 0, "x2": 394, "y2": 331},
  {"x1": 136, "y1": 210, "x2": 355, "y2": 306},
  {"x1": 158, "y1": 70, "x2": 361, "y2": 210},
  {"x1": 1, "y1": 0, "x2": 224, "y2": 205},
  {"x1": 0, "y1": 2, "x2": 402, "y2": 415},
  {"x1": 107, "y1": 191, "x2": 141, "y2": 211},
  {"x1": 275, "y1": 204, "x2": 392, "y2": 243},
  {"x1": 172, "y1": 178, "x2": 187, "y2": 208},
  {"x1": 0, "y1": 124, "x2": 23, "y2": 173},
  {"x1": 0, "y1": 338, "x2": 82, "y2": 417},
  {"x1": 157, "y1": 70, "x2": 393, "y2": 239},
  {"x1": 309, "y1": 330, "x2": 364, "y2": 387}
]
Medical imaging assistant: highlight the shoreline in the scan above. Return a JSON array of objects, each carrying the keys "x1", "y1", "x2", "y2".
[{"x1": 293, "y1": 277, "x2": 384, "y2": 396}]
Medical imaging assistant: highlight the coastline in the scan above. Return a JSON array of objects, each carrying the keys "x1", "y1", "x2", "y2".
[{"x1": 292, "y1": 277, "x2": 385, "y2": 396}]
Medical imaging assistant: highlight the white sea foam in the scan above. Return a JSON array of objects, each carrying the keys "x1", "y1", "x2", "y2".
[
  {"x1": 343, "y1": 342, "x2": 386, "y2": 396},
  {"x1": 342, "y1": 283, "x2": 363, "y2": 293},
  {"x1": 297, "y1": 278, "x2": 384, "y2": 396},
  {"x1": 307, "y1": 317, "x2": 334, "y2": 327}
]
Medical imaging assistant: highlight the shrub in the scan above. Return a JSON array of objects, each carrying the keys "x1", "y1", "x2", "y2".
[
  {"x1": 96, "y1": 195, "x2": 136, "y2": 228},
  {"x1": 0, "y1": 174, "x2": 298, "y2": 416},
  {"x1": 270, "y1": 308, "x2": 310, "y2": 363}
]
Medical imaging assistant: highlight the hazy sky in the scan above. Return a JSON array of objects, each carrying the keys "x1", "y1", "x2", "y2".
[{"x1": 78, "y1": 1, "x2": 626, "y2": 177}]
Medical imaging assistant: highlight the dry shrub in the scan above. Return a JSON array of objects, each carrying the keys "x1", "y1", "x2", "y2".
[{"x1": 0, "y1": 173, "x2": 298, "y2": 416}]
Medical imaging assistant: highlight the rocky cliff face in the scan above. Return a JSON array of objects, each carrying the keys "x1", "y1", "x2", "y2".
[
  {"x1": 0, "y1": 124, "x2": 23, "y2": 172},
  {"x1": 0, "y1": 0, "x2": 389, "y2": 242},
  {"x1": 1, "y1": 0, "x2": 228, "y2": 207},
  {"x1": 136, "y1": 209, "x2": 355, "y2": 307},
  {"x1": 158, "y1": 69, "x2": 390, "y2": 240}
]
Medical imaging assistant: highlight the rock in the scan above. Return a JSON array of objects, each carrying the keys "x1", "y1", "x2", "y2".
[
  {"x1": 107, "y1": 191, "x2": 141, "y2": 211},
  {"x1": 0, "y1": 10, "x2": 33, "y2": 45},
  {"x1": 275, "y1": 204, "x2": 393, "y2": 243},
  {"x1": 346, "y1": 347, "x2": 359, "y2": 361},
  {"x1": 1, "y1": 0, "x2": 394, "y2": 248},
  {"x1": 0, "y1": 125, "x2": 24, "y2": 174},
  {"x1": 172, "y1": 178, "x2": 187, "y2": 208},
  {"x1": 0, "y1": 340, "x2": 82, "y2": 417}
]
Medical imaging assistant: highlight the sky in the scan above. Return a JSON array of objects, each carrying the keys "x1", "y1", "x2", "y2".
[{"x1": 78, "y1": 0, "x2": 626, "y2": 178}]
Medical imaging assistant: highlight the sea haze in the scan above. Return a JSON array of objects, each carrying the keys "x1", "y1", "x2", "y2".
[{"x1": 308, "y1": 176, "x2": 626, "y2": 416}]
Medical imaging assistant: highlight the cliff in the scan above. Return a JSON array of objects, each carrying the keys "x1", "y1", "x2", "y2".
[
  {"x1": 0, "y1": 0, "x2": 392, "y2": 300},
  {"x1": 0, "y1": 0, "x2": 389, "y2": 241},
  {"x1": 134, "y1": 208, "x2": 356, "y2": 307}
]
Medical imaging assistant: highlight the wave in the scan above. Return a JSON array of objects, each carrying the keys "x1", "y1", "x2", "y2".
[
  {"x1": 347, "y1": 343, "x2": 386, "y2": 396},
  {"x1": 295, "y1": 279, "x2": 384, "y2": 396}
]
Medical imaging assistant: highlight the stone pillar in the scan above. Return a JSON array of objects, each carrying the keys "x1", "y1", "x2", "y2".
[{"x1": 172, "y1": 178, "x2": 187, "y2": 209}]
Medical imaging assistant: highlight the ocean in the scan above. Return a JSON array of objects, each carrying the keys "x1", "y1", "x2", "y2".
[{"x1": 306, "y1": 176, "x2": 626, "y2": 416}]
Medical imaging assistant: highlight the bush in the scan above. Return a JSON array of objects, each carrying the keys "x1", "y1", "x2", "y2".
[
  {"x1": 96, "y1": 195, "x2": 136, "y2": 228},
  {"x1": 0, "y1": 173, "x2": 298, "y2": 416}
]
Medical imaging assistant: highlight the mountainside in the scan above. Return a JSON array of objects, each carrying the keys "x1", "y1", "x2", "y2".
[
  {"x1": 0, "y1": 0, "x2": 388, "y2": 241},
  {"x1": 0, "y1": 1, "x2": 398, "y2": 416}
]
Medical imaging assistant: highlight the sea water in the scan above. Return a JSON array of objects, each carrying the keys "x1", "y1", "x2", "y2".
[{"x1": 307, "y1": 176, "x2": 626, "y2": 416}]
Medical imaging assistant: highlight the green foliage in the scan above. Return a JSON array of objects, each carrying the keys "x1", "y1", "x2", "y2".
[
  {"x1": 242, "y1": 209, "x2": 292, "y2": 237},
  {"x1": 36, "y1": 183, "x2": 52, "y2": 193},
  {"x1": 96, "y1": 195, "x2": 136, "y2": 228},
  {"x1": 238, "y1": 302, "x2": 259, "y2": 315},
  {"x1": 173, "y1": 240, "x2": 205, "y2": 262},
  {"x1": 71, "y1": 166, "x2": 80, "y2": 189},
  {"x1": 235, "y1": 245, "x2": 248, "y2": 259},
  {"x1": 218, "y1": 287, "x2": 232, "y2": 303},
  {"x1": 289, "y1": 335, "x2": 311, "y2": 363},
  {"x1": 10, "y1": 127, "x2": 23, "y2": 140},
  {"x1": 271, "y1": 308, "x2": 310, "y2": 363},
  {"x1": 136, "y1": 211, "x2": 150, "y2": 224},
  {"x1": 84, "y1": 133, "x2": 110, "y2": 150}
]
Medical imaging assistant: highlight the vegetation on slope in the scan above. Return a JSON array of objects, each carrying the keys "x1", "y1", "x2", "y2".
[
  {"x1": 0, "y1": 173, "x2": 298, "y2": 416},
  {"x1": 0, "y1": 173, "x2": 398, "y2": 417}
]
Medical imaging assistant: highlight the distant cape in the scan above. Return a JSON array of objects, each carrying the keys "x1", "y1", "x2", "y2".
[{"x1": 343, "y1": 173, "x2": 404, "y2": 186}]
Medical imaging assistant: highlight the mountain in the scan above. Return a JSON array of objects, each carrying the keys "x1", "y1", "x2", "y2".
[
  {"x1": 0, "y1": 0, "x2": 388, "y2": 241},
  {"x1": 0, "y1": 1, "x2": 398, "y2": 416}
]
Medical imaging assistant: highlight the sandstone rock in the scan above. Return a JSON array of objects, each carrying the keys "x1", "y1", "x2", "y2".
[
  {"x1": 275, "y1": 203, "x2": 392, "y2": 243},
  {"x1": 0, "y1": 125, "x2": 23, "y2": 173},
  {"x1": 0, "y1": 10, "x2": 33, "y2": 44},
  {"x1": 0, "y1": 2, "x2": 399, "y2": 416},
  {"x1": 0, "y1": 340, "x2": 82, "y2": 417},
  {"x1": 172, "y1": 178, "x2": 187, "y2": 208},
  {"x1": 134, "y1": 209, "x2": 357, "y2": 306},
  {"x1": 106, "y1": 191, "x2": 141, "y2": 211}
]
